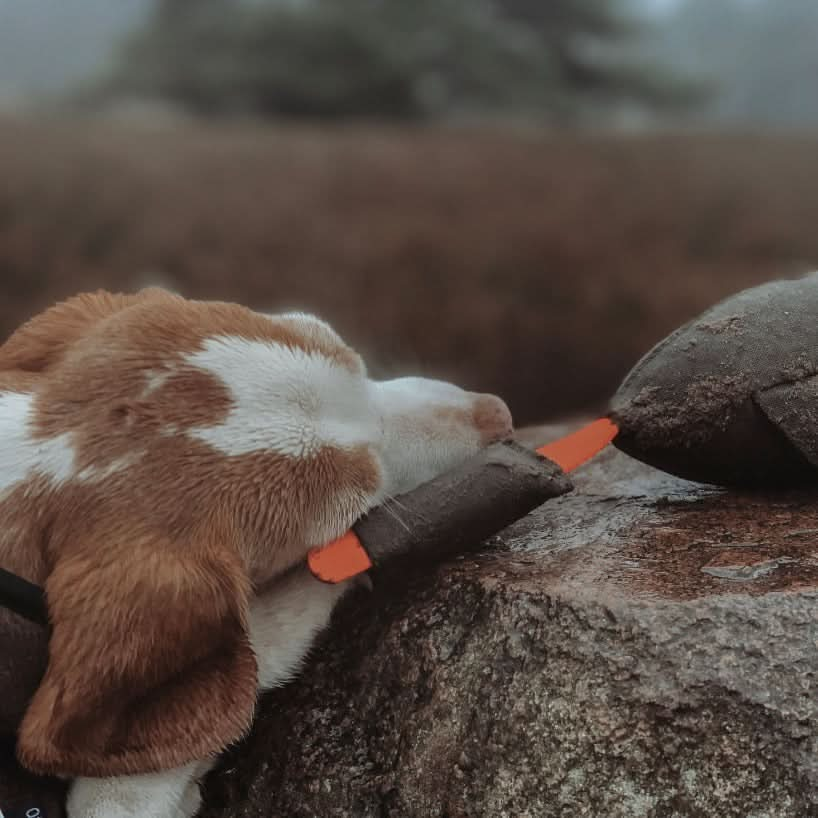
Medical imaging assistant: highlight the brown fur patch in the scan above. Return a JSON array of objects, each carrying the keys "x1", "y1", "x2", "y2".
[
  {"x1": 0, "y1": 476, "x2": 54, "y2": 583},
  {"x1": 472, "y1": 393, "x2": 513, "y2": 444}
]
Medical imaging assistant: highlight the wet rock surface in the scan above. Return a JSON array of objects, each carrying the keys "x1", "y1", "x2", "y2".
[{"x1": 199, "y1": 430, "x2": 818, "y2": 818}]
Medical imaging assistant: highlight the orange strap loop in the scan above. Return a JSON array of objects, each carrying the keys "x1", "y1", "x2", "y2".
[{"x1": 307, "y1": 530, "x2": 372, "y2": 584}]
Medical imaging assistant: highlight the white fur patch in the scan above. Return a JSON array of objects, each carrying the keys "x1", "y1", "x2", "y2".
[
  {"x1": 249, "y1": 565, "x2": 351, "y2": 690},
  {"x1": 184, "y1": 336, "x2": 379, "y2": 458},
  {"x1": 0, "y1": 391, "x2": 76, "y2": 497},
  {"x1": 68, "y1": 764, "x2": 203, "y2": 818},
  {"x1": 140, "y1": 367, "x2": 174, "y2": 399},
  {"x1": 372, "y1": 378, "x2": 479, "y2": 497},
  {"x1": 76, "y1": 452, "x2": 144, "y2": 483}
]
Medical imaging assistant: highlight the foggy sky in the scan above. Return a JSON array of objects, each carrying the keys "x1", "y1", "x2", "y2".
[{"x1": 0, "y1": 0, "x2": 150, "y2": 98}]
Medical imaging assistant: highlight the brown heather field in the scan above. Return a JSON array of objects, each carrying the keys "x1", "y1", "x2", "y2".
[{"x1": 1, "y1": 116, "x2": 817, "y2": 424}]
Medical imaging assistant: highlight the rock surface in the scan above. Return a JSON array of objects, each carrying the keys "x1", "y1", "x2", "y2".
[{"x1": 199, "y1": 428, "x2": 818, "y2": 818}]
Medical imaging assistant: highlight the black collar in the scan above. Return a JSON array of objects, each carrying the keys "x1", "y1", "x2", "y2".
[{"x1": 0, "y1": 567, "x2": 48, "y2": 626}]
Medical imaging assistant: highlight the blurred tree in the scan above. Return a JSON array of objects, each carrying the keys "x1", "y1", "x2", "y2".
[
  {"x1": 100, "y1": 0, "x2": 702, "y2": 122},
  {"x1": 652, "y1": 0, "x2": 818, "y2": 128},
  {"x1": 496, "y1": 0, "x2": 706, "y2": 120}
]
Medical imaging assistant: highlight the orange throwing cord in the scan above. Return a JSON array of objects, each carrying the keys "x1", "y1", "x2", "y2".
[
  {"x1": 307, "y1": 417, "x2": 620, "y2": 583},
  {"x1": 536, "y1": 417, "x2": 619, "y2": 472}
]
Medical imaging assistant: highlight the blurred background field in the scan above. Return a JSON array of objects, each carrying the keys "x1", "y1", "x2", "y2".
[{"x1": 1, "y1": 0, "x2": 817, "y2": 424}]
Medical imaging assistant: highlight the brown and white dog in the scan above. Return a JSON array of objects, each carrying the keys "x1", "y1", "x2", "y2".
[{"x1": 0, "y1": 289, "x2": 512, "y2": 818}]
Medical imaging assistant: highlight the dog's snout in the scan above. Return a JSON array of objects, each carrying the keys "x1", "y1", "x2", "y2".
[{"x1": 473, "y1": 394, "x2": 513, "y2": 444}]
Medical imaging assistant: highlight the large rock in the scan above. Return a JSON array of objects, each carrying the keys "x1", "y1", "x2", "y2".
[{"x1": 199, "y1": 430, "x2": 818, "y2": 818}]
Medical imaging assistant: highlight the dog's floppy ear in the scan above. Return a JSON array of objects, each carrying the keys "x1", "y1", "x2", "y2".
[{"x1": 17, "y1": 533, "x2": 258, "y2": 778}]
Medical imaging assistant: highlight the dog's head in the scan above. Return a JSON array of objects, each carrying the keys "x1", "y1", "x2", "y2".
[{"x1": 1, "y1": 289, "x2": 511, "y2": 777}]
